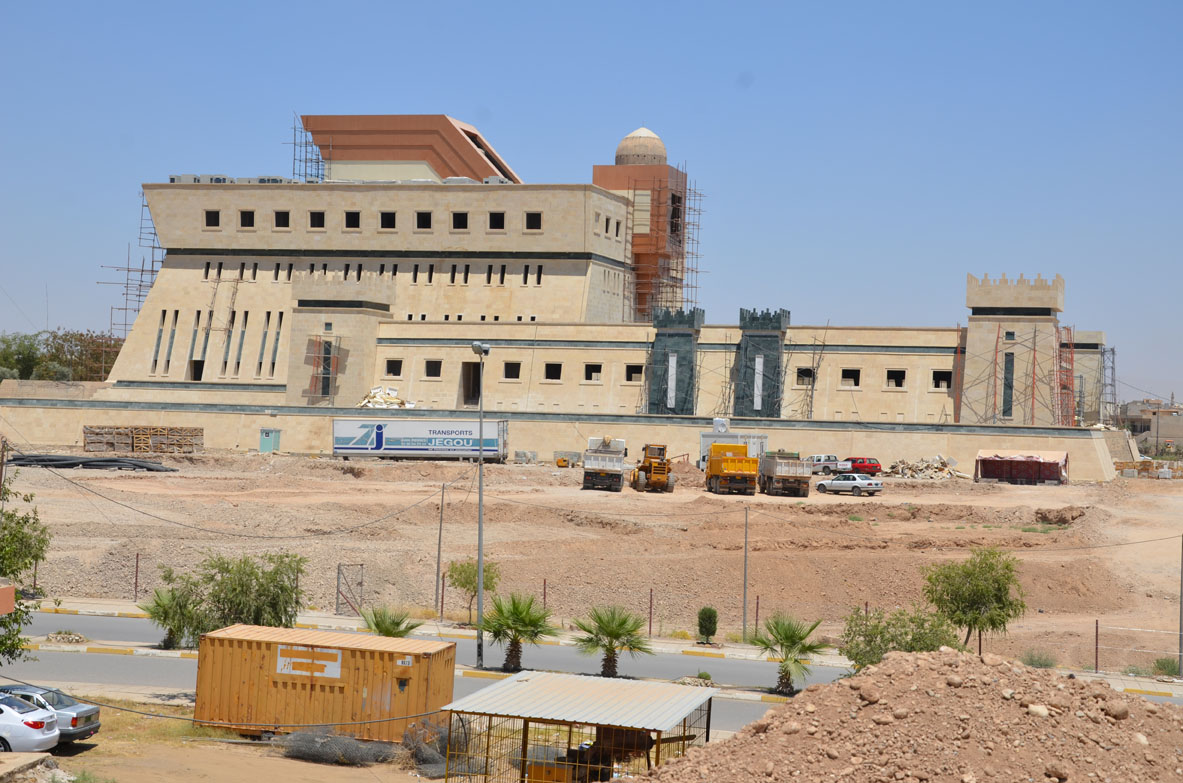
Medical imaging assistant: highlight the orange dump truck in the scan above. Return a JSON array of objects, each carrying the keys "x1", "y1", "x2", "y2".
[{"x1": 705, "y1": 442, "x2": 758, "y2": 495}]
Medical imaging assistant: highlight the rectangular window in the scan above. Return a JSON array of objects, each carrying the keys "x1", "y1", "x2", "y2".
[
  {"x1": 523, "y1": 265, "x2": 530, "y2": 285},
  {"x1": 886, "y1": 369, "x2": 906, "y2": 388},
  {"x1": 273, "y1": 263, "x2": 280, "y2": 281},
  {"x1": 615, "y1": 220, "x2": 621, "y2": 238},
  {"x1": 584, "y1": 363, "x2": 602, "y2": 382},
  {"x1": 499, "y1": 264, "x2": 506, "y2": 285},
  {"x1": 203, "y1": 262, "x2": 211, "y2": 280},
  {"x1": 1004, "y1": 330, "x2": 1016, "y2": 341},
  {"x1": 380, "y1": 211, "x2": 396, "y2": 229},
  {"x1": 452, "y1": 212, "x2": 468, "y2": 230},
  {"x1": 544, "y1": 363, "x2": 562, "y2": 381},
  {"x1": 443, "y1": 314, "x2": 450, "y2": 321},
  {"x1": 486, "y1": 265, "x2": 493, "y2": 285},
  {"x1": 356, "y1": 264, "x2": 362, "y2": 281},
  {"x1": 1002, "y1": 352, "x2": 1015, "y2": 418},
  {"x1": 427, "y1": 264, "x2": 434, "y2": 284},
  {"x1": 489, "y1": 211, "x2": 505, "y2": 230},
  {"x1": 425, "y1": 360, "x2": 442, "y2": 378},
  {"x1": 416, "y1": 211, "x2": 432, "y2": 230},
  {"x1": 413, "y1": 264, "x2": 419, "y2": 283},
  {"x1": 256, "y1": 311, "x2": 271, "y2": 376},
  {"x1": 450, "y1": 264, "x2": 457, "y2": 284},
  {"x1": 274, "y1": 210, "x2": 290, "y2": 228},
  {"x1": 461, "y1": 361, "x2": 482, "y2": 405},
  {"x1": 286, "y1": 263, "x2": 293, "y2": 281},
  {"x1": 269, "y1": 311, "x2": 283, "y2": 377},
  {"x1": 205, "y1": 210, "x2": 220, "y2": 227},
  {"x1": 240, "y1": 210, "x2": 255, "y2": 228},
  {"x1": 344, "y1": 211, "x2": 360, "y2": 229},
  {"x1": 385, "y1": 359, "x2": 403, "y2": 377},
  {"x1": 625, "y1": 364, "x2": 644, "y2": 383},
  {"x1": 840, "y1": 369, "x2": 861, "y2": 388},
  {"x1": 503, "y1": 361, "x2": 522, "y2": 380},
  {"x1": 796, "y1": 367, "x2": 815, "y2": 386},
  {"x1": 605, "y1": 216, "x2": 611, "y2": 234},
  {"x1": 463, "y1": 264, "x2": 470, "y2": 284},
  {"x1": 525, "y1": 211, "x2": 542, "y2": 231},
  {"x1": 324, "y1": 322, "x2": 332, "y2": 333},
  {"x1": 216, "y1": 261, "x2": 223, "y2": 279},
  {"x1": 932, "y1": 370, "x2": 953, "y2": 389},
  {"x1": 251, "y1": 262, "x2": 258, "y2": 281},
  {"x1": 536, "y1": 266, "x2": 542, "y2": 285},
  {"x1": 238, "y1": 262, "x2": 246, "y2": 280},
  {"x1": 309, "y1": 211, "x2": 325, "y2": 229}
]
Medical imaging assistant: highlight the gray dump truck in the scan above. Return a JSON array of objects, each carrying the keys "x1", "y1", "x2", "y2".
[
  {"x1": 582, "y1": 437, "x2": 626, "y2": 492},
  {"x1": 758, "y1": 450, "x2": 812, "y2": 497}
]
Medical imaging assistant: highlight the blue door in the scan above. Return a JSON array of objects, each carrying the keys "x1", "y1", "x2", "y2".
[{"x1": 260, "y1": 429, "x2": 281, "y2": 453}]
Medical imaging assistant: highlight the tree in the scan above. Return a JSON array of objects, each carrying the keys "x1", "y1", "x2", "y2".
[
  {"x1": 697, "y1": 606, "x2": 718, "y2": 644},
  {"x1": 30, "y1": 361, "x2": 71, "y2": 382},
  {"x1": 0, "y1": 367, "x2": 17, "y2": 381},
  {"x1": 446, "y1": 559, "x2": 500, "y2": 624},
  {"x1": 751, "y1": 613, "x2": 827, "y2": 695},
  {"x1": 140, "y1": 553, "x2": 307, "y2": 648},
  {"x1": 572, "y1": 605, "x2": 653, "y2": 677},
  {"x1": 839, "y1": 605, "x2": 962, "y2": 669},
  {"x1": 0, "y1": 333, "x2": 42, "y2": 380},
  {"x1": 924, "y1": 548, "x2": 1026, "y2": 649},
  {"x1": 479, "y1": 593, "x2": 557, "y2": 672},
  {"x1": 0, "y1": 466, "x2": 51, "y2": 664},
  {"x1": 361, "y1": 607, "x2": 423, "y2": 638}
]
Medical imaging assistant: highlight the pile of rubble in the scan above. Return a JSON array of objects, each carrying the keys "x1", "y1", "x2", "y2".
[
  {"x1": 356, "y1": 386, "x2": 415, "y2": 409},
  {"x1": 885, "y1": 455, "x2": 968, "y2": 480},
  {"x1": 647, "y1": 648, "x2": 1183, "y2": 783}
]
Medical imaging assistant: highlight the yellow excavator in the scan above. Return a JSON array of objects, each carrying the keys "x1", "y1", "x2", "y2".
[{"x1": 631, "y1": 444, "x2": 675, "y2": 493}]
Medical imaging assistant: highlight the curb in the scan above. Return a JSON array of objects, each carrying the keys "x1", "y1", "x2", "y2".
[
  {"x1": 38, "y1": 607, "x2": 150, "y2": 619},
  {"x1": 22, "y1": 642, "x2": 198, "y2": 660}
]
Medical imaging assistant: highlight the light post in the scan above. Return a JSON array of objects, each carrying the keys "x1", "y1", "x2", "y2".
[{"x1": 472, "y1": 342, "x2": 490, "y2": 669}]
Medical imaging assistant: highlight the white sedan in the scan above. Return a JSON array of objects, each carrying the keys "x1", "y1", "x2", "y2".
[
  {"x1": 815, "y1": 473, "x2": 883, "y2": 497},
  {"x1": 0, "y1": 694, "x2": 60, "y2": 751}
]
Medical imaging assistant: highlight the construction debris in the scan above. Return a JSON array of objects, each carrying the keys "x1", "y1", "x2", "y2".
[
  {"x1": 885, "y1": 455, "x2": 969, "y2": 480},
  {"x1": 356, "y1": 386, "x2": 415, "y2": 409},
  {"x1": 83, "y1": 425, "x2": 203, "y2": 453}
]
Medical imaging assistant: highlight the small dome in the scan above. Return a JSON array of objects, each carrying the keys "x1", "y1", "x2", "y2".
[{"x1": 615, "y1": 127, "x2": 667, "y2": 165}]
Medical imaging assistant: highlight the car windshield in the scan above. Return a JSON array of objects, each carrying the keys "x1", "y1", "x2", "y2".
[
  {"x1": 0, "y1": 695, "x2": 37, "y2": 714},
  {"x1": 40, "y1": 690, "x2": 79, "y2": 708}
]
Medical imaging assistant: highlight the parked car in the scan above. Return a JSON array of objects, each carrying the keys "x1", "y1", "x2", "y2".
[
  {"x1": 0, "y1": 694, "x2": 60, "y2": 751},
  {"x1": 815, "y1": 473, "x2": 883, "y2": 496},
  {"x1": 804, "y1": 455, "x2": 853, "y2": 475},
  {"x1": 0, "y1": 685, "x2": 99, "y2": 743},
  {"x1": 844, "y1": 457, "x2": 882, "y2": 475}
]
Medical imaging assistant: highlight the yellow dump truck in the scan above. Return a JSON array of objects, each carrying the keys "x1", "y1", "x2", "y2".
[{"x1": 705, "y1": 442, "x2": 758, "y2": 495}]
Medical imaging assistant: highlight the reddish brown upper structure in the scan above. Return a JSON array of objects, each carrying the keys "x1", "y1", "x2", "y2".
[{"x1": 300, "y1": 114, "x2": 521, "y2": 183}]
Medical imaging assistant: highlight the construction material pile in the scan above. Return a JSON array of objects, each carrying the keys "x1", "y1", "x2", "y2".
[
  {"x1": 886, "y1": 455, "x2": 967, "y2": 480},
  {"x1": 356, "y1": 386, "x2": 415, "y2": 409},
  {"x1": 647, "y1": 648, "x2": 1183, "y2": 783}
]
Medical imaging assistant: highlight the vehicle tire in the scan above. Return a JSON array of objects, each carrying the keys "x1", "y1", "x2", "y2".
[
  {"x1": 666, "y1": 476, "x2": 676, "y2": 492},
  {"x1": 822, "y1": 467, "x2": 831, "y2": 475},
  {"x1": 636, "y1": 473, "x2": 647, "y2": 492},
  {"x1": 817, "y1": 484, "x2": 827, "y2": 493},
  {"x1": 0, "y1": 738, "x2": 10, "y2": 752},
  {"x1": 852, "y1": 487, "x2": 862, "y2": 497}
]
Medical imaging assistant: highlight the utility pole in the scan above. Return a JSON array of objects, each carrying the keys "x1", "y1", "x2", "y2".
[
  {"x1": 472, "y1": 342, "x2": 490, "y2": 669},
  {"x1": 0, "y1": 437, "x2": 7, "y2": 515},
  {"x1": 434, "y1": 483, "x2": 444, "y2": 608},
  {"x1": 742, "y1": 505, "x2": 749, "y2": 642},
  {"x1": 1177, "y1": 536, "x2": 1182, "y2": 678}
]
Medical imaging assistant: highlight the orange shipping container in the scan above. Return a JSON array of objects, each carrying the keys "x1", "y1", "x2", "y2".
[{"x1": 194, "y1": 624, "x2": 455, "y2": 741}]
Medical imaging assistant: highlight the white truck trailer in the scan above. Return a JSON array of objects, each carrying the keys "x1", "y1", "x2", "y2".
[{"x1": 332, "y1": 418, "x2": 508, "y2": 461}]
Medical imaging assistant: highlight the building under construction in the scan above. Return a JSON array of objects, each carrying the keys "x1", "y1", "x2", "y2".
[{"x1": 0, "y1": 114, "x2": 1122, "y2": 480}]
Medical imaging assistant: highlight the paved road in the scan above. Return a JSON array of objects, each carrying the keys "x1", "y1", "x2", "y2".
[{"x1": 25, "y1": 613, "x2": 847, "y2": 691}]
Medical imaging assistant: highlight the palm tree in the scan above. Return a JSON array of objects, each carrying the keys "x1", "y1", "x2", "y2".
[
  {"x1": 479, "y1": 593, "x2": 557, "y2": 672},
  {"x1": 573, "y1": 605, "x2": 653, "y2": 677},
  {"x1": 140, "y1": 587, "x2": 183, "y2": 650},
  {"x1": 751, "y1": 613, "x2": 827, "y2": 695},
  {"x1": 361, "y1": 607, "x2": 424, "y2": 638}
]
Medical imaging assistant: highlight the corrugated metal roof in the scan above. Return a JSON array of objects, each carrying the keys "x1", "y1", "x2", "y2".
[
  {"x1": 443, "y1": 671, "x2": 716, "y2": 732},
  {"x1": 202, "y1": 624, "x2": 453, "y2": 655}
]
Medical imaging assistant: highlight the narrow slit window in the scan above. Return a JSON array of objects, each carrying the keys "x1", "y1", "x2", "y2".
[
  {"x1": 523, "y1": 265, "x2": 530, "y2": 285},
  {"x1": 463, "y1": 264, "x2": 470, "y2": 284},
  {"x1": 499, "y1": 264, "x2": 506, "y2": 285},
  {"x1": 535, "y1": 266, "x2": 542, "y2": 285}
]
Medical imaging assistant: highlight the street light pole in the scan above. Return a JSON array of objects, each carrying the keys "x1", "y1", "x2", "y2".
[
  {"x1": 743, "y1": 505, "x2": 749, "y2": 642},
  {"x1": 472, "y1": 342, "x2": 490, "y2": 669}
]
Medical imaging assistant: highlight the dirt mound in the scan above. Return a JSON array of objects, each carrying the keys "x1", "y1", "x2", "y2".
[
  {"x1": 647, "y1": 648, "x2": 1177, "y2": 782},
  {"x1": 670, "y1": 460, "x2": 705, "y2": 489},
  {"x1": 1035, "y1": 505, "x2": 1089, "y2": 525}
]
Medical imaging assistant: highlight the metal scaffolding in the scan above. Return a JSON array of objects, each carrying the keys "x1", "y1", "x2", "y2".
[{"x1": 625, "y1": 167, "x2": 700, "y2": 322}]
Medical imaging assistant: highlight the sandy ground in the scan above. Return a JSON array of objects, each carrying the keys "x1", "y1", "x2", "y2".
[
  {"x1": 56, "y1": 743, "x2": 418, "y2": 782},
  {"x1": 10, "y1": 452, "x2": 1183, "y2": 670}
]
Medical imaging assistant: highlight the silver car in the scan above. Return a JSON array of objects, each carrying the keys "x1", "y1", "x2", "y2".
[
  {"x1": 0, "y1": 685, "x2": 100, "y2": 743},
  {"x1": 815, "y1": 473, "x2": 883, "y2": 496},
  {"x1": 0, "y1": 694, "x2": 59, "y2": 751}
]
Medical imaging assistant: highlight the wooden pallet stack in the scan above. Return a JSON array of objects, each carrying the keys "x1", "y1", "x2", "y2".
[{"x1": 83, "y1": 426, "x2": 204, "y2": 454}]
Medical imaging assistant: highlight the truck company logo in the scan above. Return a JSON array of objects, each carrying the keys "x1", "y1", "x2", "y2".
[
  {"x1": 332, "y1": 420, "x2": 494, "y2": 455},
  {"x1": 276, "y1": 645, "x2": 342, "y2": 678}
]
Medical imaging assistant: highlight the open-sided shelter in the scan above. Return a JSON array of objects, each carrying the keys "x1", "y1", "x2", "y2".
[
  {"x1": 974, "y1": 449, "x2": 1068, "y2": 485},
  {"x1": 442, "y1": 670, "x2": 716, "y2": 782}
]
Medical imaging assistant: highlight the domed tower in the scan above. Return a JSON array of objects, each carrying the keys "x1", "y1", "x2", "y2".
[
  {"x1": 593, "y1": 127, "x2": 697, "y2": 322},
  {"x1": 615, "y1": 127, "x2": 667, "y2": 166}
]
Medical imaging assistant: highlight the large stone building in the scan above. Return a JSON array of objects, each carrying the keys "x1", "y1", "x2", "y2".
[{"x1": 0, "y1": 115, "x2": 1121, "y2": 479}]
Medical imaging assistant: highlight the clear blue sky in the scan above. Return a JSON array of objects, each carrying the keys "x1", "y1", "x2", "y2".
[{"x1": 1, "y1": 2, "x2": 1179, "y2": 402}]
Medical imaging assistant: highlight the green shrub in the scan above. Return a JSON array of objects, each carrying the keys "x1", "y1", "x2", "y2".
[
  {"x1": 1124, "y1": 664, "x2": 1152, "y2": 677},
  {"x1": 848, "y1": 515, "x2": 864, "y2": 522},
  {"x1": 446, "y1": 559, "x2": 501, "y2": 624},
  {"x1": 724, "y1": 631, "x2": 745, "y2": 644},
  {"x1": 1020, "y1": 649, "x2": 1056, "y2": 669},
  {"x1": 839, "y1": 605, "x2": 961, "y2": 669},
  {"x1": 697, "y1": 606, "x2": 718, "y2": 643},
  {"x1": 1153, "y1": 657, "x2": 1180, "y2": 677},
  {"x1": 670, "y1": 629, "x2": 693, "y2": 641},
  {"x1": 696, "y1": 671, "x2": 711, "y2": 680}
]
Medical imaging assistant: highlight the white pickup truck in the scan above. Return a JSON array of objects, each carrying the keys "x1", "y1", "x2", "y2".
[{"x1": 805, "y1": 454, "x2": 853, "y2": 475}]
